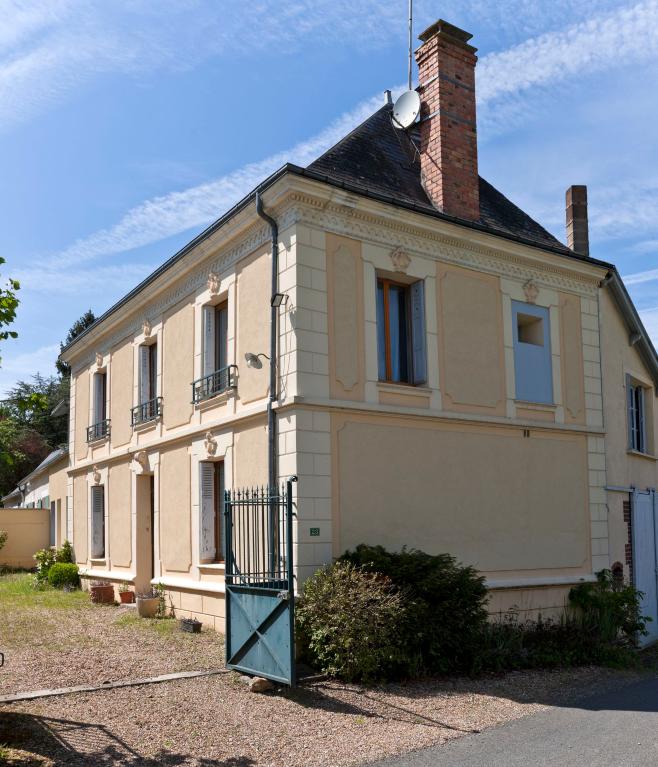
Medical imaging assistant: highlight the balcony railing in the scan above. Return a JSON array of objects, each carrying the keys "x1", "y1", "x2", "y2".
[
  {"x1": 191, "y1": 365, "x2": 237, "y2": 405},
  {"x1": 131, "y1": 396, "x2": 162, "y2": 427},
  {"x1": 86, "y1": 419, "x2": 111, "y2": 442}
]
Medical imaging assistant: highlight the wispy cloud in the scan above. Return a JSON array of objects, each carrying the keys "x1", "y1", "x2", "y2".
[{"x1": 0, "y1": 342, "x2": 59, "y2": 396}]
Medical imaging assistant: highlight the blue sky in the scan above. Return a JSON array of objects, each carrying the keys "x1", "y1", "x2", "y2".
[{"x1": 1, "y1": 0, "x2": 658, "y2": 395}]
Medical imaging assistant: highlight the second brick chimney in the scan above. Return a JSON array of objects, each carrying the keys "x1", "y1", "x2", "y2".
[
  {"x1": 415, "y1": 20, "x2": 479, "y2": 221},
  {"x1": 565, "y1": 185, "x2": 590, "y2": 257}
]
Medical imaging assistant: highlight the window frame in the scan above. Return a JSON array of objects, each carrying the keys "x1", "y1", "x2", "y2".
[
  {"x1": 199, "y1": 460, "x2": 225, "y2": 564},
  {"x1": 512, "y1": 300, "x2": 553, "y2": 405},
  {"x1": 90, "y1": 484, "x2": 105, "y2": 560},
  {"x1": 376, "y1": 277, "x2": 426, "y2": 386},
  {"x1": 627, "y1": 377, "x2": 647, "y2": 454}
]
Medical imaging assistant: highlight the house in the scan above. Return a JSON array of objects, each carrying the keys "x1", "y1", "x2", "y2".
[
  {"x1": 58, "y1": 18, "x2": 658, "y2": 633},
  {"x1": 1, "y1": 447, "x2": 69, "y2": 550}
]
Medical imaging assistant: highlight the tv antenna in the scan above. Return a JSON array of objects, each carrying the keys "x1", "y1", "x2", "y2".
[{"x1": 390, "y1": 1, "x2": 420, "y2": 130}]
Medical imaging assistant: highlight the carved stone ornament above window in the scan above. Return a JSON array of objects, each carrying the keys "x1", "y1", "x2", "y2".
[
  {"x1": 204, "y1": 431, "x2": 217, "y2": 457},
  {"x1": 523, "y1": 280, "x2": 539, "y2": 304},
  {"x1": 95, "y1": 353, "x2": 103, "y2": 368},
  {"x1": 207, "y1": 272, "x2": 220, "y2": 295},
  {"x1": 142, "y1": 318, "x2": 152, "y2": 338},
  {"x1": 390, "y1": 247, "x2": 411, "y2": 274},
  {"x1": 133, "y1": 451, "x2": 149, "y2": 471},
  {"x1": 92, "y1": 465, "x2": 101, "y2": 485}
]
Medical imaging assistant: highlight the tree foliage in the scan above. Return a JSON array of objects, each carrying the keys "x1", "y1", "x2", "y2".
[
  {"x1": 0, "y1": 256, "x2": 19, "y2": 364},
  {"x1": 56, "y1": 309, "x2": 95, "y2": 377}
]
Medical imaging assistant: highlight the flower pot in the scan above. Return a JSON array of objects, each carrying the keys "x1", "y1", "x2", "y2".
[
  {"x1": 180, "y1": 618, "x2": 201, "y2": 633},
  {"x1": 136, "y1": 596, "x2": 159, "y2": 618},
  {"x1": 89, "y1": 584, "x2": 114, "y2": 604},
  {"x1": 119, "y1": 590, "x2": 135, "y2": 604}
]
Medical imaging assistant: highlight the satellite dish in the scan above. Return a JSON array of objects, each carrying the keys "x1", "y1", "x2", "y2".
[{"x1": 392, "y1": 89, "x2": 420, "y2": 129}]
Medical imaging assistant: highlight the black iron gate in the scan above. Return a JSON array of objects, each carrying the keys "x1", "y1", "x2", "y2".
[{"x1": 224, "y1": 478, "x2": 296, "y2": 686}]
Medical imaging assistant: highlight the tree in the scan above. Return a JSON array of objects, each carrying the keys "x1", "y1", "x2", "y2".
[
  {"x1": 0, "y1": 256, "x2": 20, "y2": 364},
  {"x1": 56, "y1": 309, "x2": 96, "y2": 378},
  {"x1": 4, "y1": 374, "x2": 70, "y2": 448},
  {"x1": 0, "y1": 415, "x2": 49, "y2": 499}
]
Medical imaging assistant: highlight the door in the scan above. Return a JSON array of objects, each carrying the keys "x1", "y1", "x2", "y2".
[
  {"x1": 632, "y1": 489, "x2": 658, "y2": 646},
  {"x1": 135, "y1": 474, "x2": 154, "y2": 592}
]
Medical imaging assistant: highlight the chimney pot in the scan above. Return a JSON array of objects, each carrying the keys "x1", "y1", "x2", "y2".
[
  {"x1": 414, "y1": 19, "x2": 480, "y2": 221},
  {"x1": 566, "y1": 185, "x2": 589, "y2": 257}
]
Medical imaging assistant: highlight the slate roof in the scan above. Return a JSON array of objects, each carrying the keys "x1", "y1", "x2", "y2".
[{"x1": 308, "y1": 105, "x2": 572, "y2": 256}]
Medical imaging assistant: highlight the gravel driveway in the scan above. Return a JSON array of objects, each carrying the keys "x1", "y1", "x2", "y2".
[{"x1": 0, "y1": 575, "x2": 649, "y2": 766}]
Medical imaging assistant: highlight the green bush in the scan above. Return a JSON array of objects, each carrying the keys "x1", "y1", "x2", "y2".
[
  {"x1": 0, "y1": 530, "x2": 7, "y2": 551},
  {"x1": 569, "y1": 569, "x2": 649, "y2": 643},
  {"x1": 33, "y1": 547, "x2": 57, "y2": 584},
  {"x1": 47, "y1": 562, "x2": 80, "y2": 589},
  {"x1": 340, "y1": 545, "x2": 489, "y2": 675},
  {"x1": 296, "y1": 561, "x2": 409, "y2": 683},
  {"x1": 55, "y1": 540, "x2": 74, "y2": 564}
]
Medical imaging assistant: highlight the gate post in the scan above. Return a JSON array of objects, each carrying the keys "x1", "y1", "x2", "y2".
[{"x1": 287, "y1": 476, "x2": 297, "y2": 687}]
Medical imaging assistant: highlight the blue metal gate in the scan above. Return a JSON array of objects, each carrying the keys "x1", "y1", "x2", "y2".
[{"x1": 224, "y1": 479, "x2": 296, "y2": 686}]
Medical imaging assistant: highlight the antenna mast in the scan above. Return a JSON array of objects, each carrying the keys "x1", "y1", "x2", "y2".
[{"x1": 407, "y1": 0, "x2": 413, "y2": 90}]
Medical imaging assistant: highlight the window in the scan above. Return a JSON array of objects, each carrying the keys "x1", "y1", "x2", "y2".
[
  {"x1": 200, "y1": 461, "x2": 224, "y2": 562},
  {"x1": 627, "y1": 378, "x2": 647, "y2": 453},
  {"x1": 193, "y1": 303, "x2": 233, "y2": 403},
  {"x1": 90, "y1": 485, "x2": 105, "y2": 559},
  {"x1": 512, "y1": 301, "x2": 553, "y2": 404},
  {"x1": 88, "y1": 371, "x2": 109, "y2": 441},
  {"x1": 376, "y1": 278, "x2": 426, "y2": 385},
  {"x1": 133, "y1": 343, "x2": 161, "y2": 425}
]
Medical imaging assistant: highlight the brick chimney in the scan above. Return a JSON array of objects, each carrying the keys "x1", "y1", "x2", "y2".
[
  {"x1": 415, "y1": 19, "x2": 479, "y2": 221},
  {"x1": 565, "y1": 185, "x2": 589, "y2": 256}
]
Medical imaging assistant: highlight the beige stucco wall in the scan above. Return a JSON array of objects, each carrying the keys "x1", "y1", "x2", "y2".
[
  {"x1": 109, "y1": 461, "x2": 132, "y2": 568},
  {"x1": 163, "y1": 299, "x2": 194, "y2": 430},
  {"x1": 49, "y1": 462, "x2": 68, "y2": 506},
  {"x1": 236, "y1": 248, "x2": 270, "y2": 405},
  {"x1": 111, "y1": 340, "x2": 134, "y2": 447},
  {"x1": 333, "y1": 413, "x2": 590, "y2": 577},
  {"x1": 0, "y1": 508, "x2": 50, "y2": 568},
  {"x1": 600, "y1": 289, "x2": 658, "y2": 575},
  {"x1": 559, "y1": 293, "x2": 586, "y2": 425},
  {"x1": 74, "y1": 369, "x2": 89, "y2": 462},
  {"x1": 233, "y1": 419, "x2": 268, "y2": 488},
  {"x1": 160, "y1": 444, "x2": 191, "y2": 573},
  {"x1": 326, "y1": 233, "x2": 365, "y2": 402},
  {"x1": 437, "y1": 263, "x2": 506, "y2": 415}
]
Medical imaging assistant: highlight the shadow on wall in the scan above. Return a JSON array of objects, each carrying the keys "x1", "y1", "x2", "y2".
[{"x1": 0, "y1": 711, "x2": 254, "y2": 767}]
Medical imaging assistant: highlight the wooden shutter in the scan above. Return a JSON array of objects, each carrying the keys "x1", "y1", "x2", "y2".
[
  {"x1": 91, "y1": 485, "x2": 105, "y2": 559},
  {"x1": 410, "y1": 281, "x2": 427, "y2": 385},
  {"x1": 217, "y1": 304, "x2": 228, "y2": 371},
  {"x1": 149, "y1": 344, "x2": 157, "y2": 400},
  {"x1": 139, "y1": 346, "x2": 150, "y2": 404},
  {"x1": 199, "y1": 462, "x2": 216, "y2": 561}
]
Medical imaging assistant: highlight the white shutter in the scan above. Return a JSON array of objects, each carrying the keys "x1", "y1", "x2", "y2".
[
  {"x1": 203, "y1": 306, "x2": 216, "y2": 376},
  {"x1": 199, "y1": 463, "x2": 216, "y2": 561},
  {"x1": 91, "y1": 486, "x2": 105, "y2": 558},
  {"x1": 139, "y1": 346, "x2": 150, "y2": 403},
  {"x1": 93, "y1": 373, "x2": 105, "y2": 423}
]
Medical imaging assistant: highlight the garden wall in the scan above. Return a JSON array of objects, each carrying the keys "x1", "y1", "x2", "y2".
[{"x1": 0, "y1": 508, "x2": 50, "y2": 568}]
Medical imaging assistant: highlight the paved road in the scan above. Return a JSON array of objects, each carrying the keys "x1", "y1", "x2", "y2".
[{"x1": 370, "y1": 674, "x2": 658, "y2": 767}]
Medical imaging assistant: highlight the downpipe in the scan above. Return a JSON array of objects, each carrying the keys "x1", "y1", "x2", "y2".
[{"x1": 256, "y1": 192, "x2": 279, "y2": 577}]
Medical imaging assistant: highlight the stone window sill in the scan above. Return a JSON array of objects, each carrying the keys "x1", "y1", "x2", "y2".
[
  {"x1": 377, "y1": 381, "x2": 432, "y2": 398},
  {"x1": 627, "y1": 449, "x2": 657, "y2": 462},
  {"x1": 514, "y1": 400, "x2": 556, "y2": 411},
  {"x1": 198, "y1": 563, "x2": 225, "y2": 571}
]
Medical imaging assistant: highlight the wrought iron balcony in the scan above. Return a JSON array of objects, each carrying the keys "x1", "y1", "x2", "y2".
[
  {"x1": 86, "y1": 419, "x2": 111, "y2": 442},
  {"x1": 131, "y1": 396, "x2": 162, "y2": 427},
  {"x1": 191, "y1": 365, "x2": 237, "y2": 405}
]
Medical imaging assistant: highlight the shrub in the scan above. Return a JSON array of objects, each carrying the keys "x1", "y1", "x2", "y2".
[
  {"x1": 55, "y1": 540, "x2": 74, "y2": 564},
  {"x1": 47, "y1": 562, "x2": 80, "y2": 589},
  {"x1": 569, "y1": 569, "x2": 649, "y2": 643},
  {"x1": 340, "y1": 545, "x2": 489, "y2": 675},
  {"x1": 296, "y1": 561, "x2": 409, "y2": 682},
  {"x1": 0, "y1": 530, "x2": 7, "y2": 551},
  {"x1": 33, "y1": 547, "x2": 57, "y2": 584}
]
